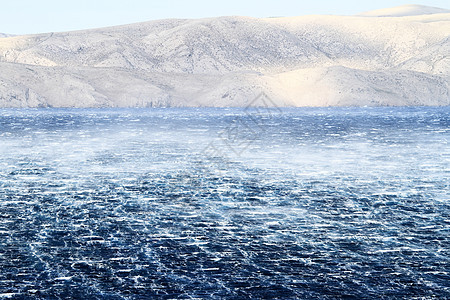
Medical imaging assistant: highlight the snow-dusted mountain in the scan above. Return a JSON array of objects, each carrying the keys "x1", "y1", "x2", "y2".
[{"x1": 0, "y1": 5, "x2": 449, "y2": 107}]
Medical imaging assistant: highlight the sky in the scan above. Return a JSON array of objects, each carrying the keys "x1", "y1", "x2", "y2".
[{"x1": 1, "y1": 0, "x2": 449, "y2": 35}]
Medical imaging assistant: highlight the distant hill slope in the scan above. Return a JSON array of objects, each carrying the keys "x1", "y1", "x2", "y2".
[
  {"x1": 0, "y1": 5, "x2": 449, "y2": 107},
  {"x1": 358, "y1": 4, "x2": 450, "y2": 17}
]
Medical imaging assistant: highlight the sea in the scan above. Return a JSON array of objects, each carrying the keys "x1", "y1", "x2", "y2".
[{"x1": 0, "y1": 107, "x2": 449, "y2": 299}]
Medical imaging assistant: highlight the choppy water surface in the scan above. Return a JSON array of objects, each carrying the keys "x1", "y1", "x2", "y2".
[{"x1": 0, "y1": 107, "x2": 449, "y2": 299}]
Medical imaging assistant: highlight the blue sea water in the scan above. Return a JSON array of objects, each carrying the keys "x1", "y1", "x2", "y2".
[{"x1": 0, "y1": 107, "x2": 449, "y2": 299}]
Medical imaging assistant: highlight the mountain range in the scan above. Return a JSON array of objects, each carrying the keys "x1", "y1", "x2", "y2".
[{"x1": 0, "y1": 4, "x2": 449, "y2": 107}]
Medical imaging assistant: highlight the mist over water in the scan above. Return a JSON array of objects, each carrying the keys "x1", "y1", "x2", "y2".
[{"x1": 0, "y1": 107, "x2": 449, "y2": 298}]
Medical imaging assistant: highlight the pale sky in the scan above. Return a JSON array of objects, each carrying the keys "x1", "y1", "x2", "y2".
[{"x1": 1, "y1": 0, "x2": 449, "y2": 35}]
